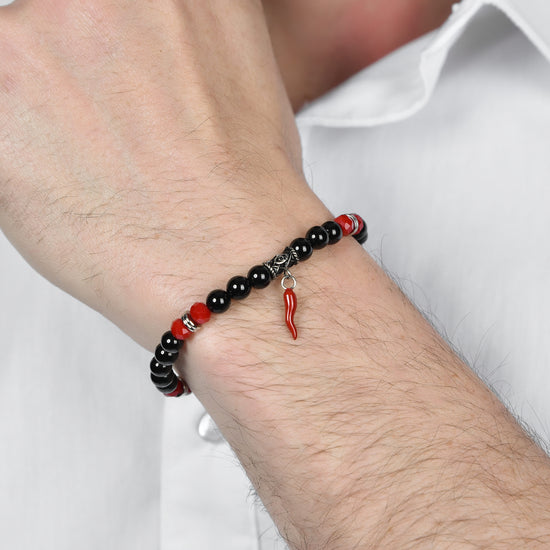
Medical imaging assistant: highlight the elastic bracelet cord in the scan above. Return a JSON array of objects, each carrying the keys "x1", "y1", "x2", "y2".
[{"x1": 149, "y1": 213, "x2": 368, "y2": 398}]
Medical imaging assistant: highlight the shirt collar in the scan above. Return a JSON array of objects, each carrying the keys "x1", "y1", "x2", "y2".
[
  {"x1": 491, "y1": 0, "x2": 550, "y2": 60},
  {"x1": 296, "y1": 0, "x2": 550, "y2": 128}
]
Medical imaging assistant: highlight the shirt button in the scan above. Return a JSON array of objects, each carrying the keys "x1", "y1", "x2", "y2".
[{"x1": 197, "y1": 412, "x2": 224, "y2": 443}]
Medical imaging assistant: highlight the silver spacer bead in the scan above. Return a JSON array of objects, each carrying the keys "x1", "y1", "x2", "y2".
[
  {"x1": 347, "y1": 214, "x2": 359, "y2": 235},
  {"x1": 182, "y1": 313, "x2": 199, "y2": 333}
]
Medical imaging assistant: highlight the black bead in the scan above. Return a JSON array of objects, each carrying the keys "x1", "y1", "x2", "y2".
[
  {"x1": 247, "y1": 264, "x2": 271, "y2": 289},
  {"x1": 305, "y1": 225, "x2": 329, "y2": 250},
  {"x1": 354, "y1": 222, "x2": 368, "y2": 245},
  {"x1": 151, "y1": 371, "x2": 176, "y2": 389},
  {"x1": 155, "y1": 344, "x2": 178, "y2": 366},
  {"x1": 322, "y1": 221, "x2": 343, "y2": 244},
  {"x1": 206, "y1": 289, "x2": 231, "y2": 313},
  {"x1": 226, "y1": 275, "x2": 251, "y2": 300},
  {"x1": 150, "y1": 357, "x2": 174, "y2": 377},
  {"x1": 290, "y1": 237, "x2": 313, "y2": 261},
  {"x1": 161, "y1": 331, "x2": 183, "y2": 353},
  {"x1": 159, "y1": 376, "x2": 180, "y2": 394}
]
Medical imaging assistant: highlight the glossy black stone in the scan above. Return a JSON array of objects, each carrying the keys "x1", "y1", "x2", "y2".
[
  {"x1": 151, "y1": 370, "x2": 176, "y2": 389},
  {"x1": 206, "y1": 289, "x2": 231, "y2": 313},
  {"x1": 150, "y1": 357, "x2": 174, "y2": 377},
  {"x1": 247, "y1": 264, "x2": 272, "y2": 289},
  {"x1": 155, "y1": 344, "x2": 178, "y2": 366},
  {"x1": 322, "y1": 221, "x2": 343, "y2": 244},
  {"x1": 290, "y1": 238, "x2": 313, "y2": 261},
  {"x1": 160, "y1": 375, "x2": 180, "y2": 394},
  {"x1": 305, "y1": 225, "x2": 329, "y2": 250},
  {"x1": 161, "y1": 331, "x2": 183, "y2": 353},
  {"x1": 354, "y1": 222, "x2": 368, "y2": 245},
  {"x1": 226, "y1": 275, "x2": 251, "y2": 300}
]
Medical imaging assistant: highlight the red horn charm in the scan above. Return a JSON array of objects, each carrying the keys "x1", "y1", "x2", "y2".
[
  {"x1": 284, "y1": 287, "x2": 298, "y2": 340},
  {"x1": 282, "y1": 271, "x2": 298, "y2": 340}
]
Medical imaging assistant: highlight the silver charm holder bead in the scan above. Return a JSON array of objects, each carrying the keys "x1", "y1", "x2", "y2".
[{"x1": 263, "y1": 247, "x2": 299, "y2": 280}]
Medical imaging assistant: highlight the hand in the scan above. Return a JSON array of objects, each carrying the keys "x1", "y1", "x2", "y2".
[{"x1": 0, "y1": 0, "x2": 324, "y2": 348}]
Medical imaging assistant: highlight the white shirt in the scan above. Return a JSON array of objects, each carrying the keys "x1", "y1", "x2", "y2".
[{"x1": 1, "y1": 0, "x2": 549, "y2": 548}]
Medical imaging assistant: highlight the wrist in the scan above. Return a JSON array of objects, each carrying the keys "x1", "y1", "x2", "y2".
[
  {"x1": 178, "y1": 233, "x2": 379, "y2": 545},
  {"x1": 175, "y1": 225, "x2": 550, "y2": 548},
  {"x1": 124, "y1": 168, "x2": 323, "y2": 349}
]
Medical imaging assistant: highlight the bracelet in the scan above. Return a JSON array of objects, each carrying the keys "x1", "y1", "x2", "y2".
[{"x1": 149, "y1": 213, "x2": 368, "y2": 398}]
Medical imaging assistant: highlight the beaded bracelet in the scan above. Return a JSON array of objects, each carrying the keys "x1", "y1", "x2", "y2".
[{"x1": 149, "y1": 213, "x2": 367, "y2": 397}]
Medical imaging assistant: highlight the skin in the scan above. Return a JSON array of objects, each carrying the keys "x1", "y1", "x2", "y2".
[
  {"x1": 1, "y1": 1, "x2": 550, "y2": 548},
  {"x1": 263, "y1": 0, "x2": 457, "y2": 110}
]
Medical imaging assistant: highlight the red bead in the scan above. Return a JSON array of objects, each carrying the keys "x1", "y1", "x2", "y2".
[
  {"x1": 334, "y1": 214, "x2": 354, "y2": 237},
  {"x1": 164, "y1": 380, "x2": 191, "y2": 397},
  {"x1": 190, "y1": 302, "x2": 211, "y2": 325},
  {"x1": 171, "y1": 318, "x2": 192, "y2": 340},
  {"x1": 354, "y1": 214, "x2": 365, "y2": 234},
  {"x1": 166, "y1": 379, "x2": 191, "y2": 397}
]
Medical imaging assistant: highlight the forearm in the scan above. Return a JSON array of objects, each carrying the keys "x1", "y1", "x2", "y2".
[{"x1": 181, "y1": 199, "x2": 550, "y2": 549}]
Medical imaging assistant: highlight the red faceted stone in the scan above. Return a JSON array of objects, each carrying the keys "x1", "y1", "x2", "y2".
[
  {"x1": 335, "y1": 214, "x2": 354, "y2": 236},
  {"x1": 171, "y1": 318, "x2": 192, "y2": 340},
  {"x1": 166, "y1": 379, "x2": 191, "y2": 397},
  {"x1": 190, "y1": 302, "x2": 211, "y2": 325},
  {"x1": 354, "y1": 214, "x2": 365, "y2": 234}
]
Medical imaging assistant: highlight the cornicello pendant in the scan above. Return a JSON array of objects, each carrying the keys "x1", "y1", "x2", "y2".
[{"x1": 282, "y1": 271, "x2": 298, "y2": 340}]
